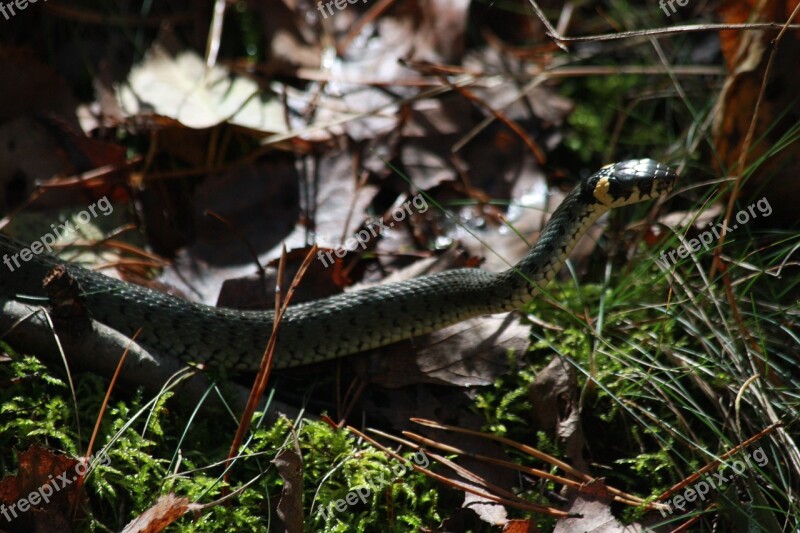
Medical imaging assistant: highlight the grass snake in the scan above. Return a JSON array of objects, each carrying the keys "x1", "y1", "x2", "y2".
[{"x1": 0, "y1": 159, "x2": 677, "y2": 370}]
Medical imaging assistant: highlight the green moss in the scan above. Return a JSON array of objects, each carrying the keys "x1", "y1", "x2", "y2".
[{"x1": 0, "y1": 357, "x2": 441, "y2": 531}]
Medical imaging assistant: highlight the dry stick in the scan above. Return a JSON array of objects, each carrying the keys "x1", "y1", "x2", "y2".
[
  {"x1": 123, "y1": 475, "x2": 266, "y2": 531},
  {"x1": 36, "y1": 158, "x2": 141, "y2": 189},
  {"x1": 412, "y1": 417, "x2": 586, "y2": 480},
  {"x1": 296, "y1": 65, "x2": 723, "y2": 85},
  {"x1": 37, "y1": 235, "x2": 165, "y2": 275},
  {"x1": 73, "y1": 329, "x2": 140, "y2": 520},
  {"x1": 346, "y1": 425, "x2": 577, "y2": 518},
  {"x1": 223, "y1": 245, "x2": 320, "y2": 486},
  {"x1": 546, "y1": 22, "x2": 800, "y2": 43},
  {"x1": 91, "y1": 231, "x2": 161, "y2": 260},
  {"x1": 204, "y1": 210, "x2": 266, "y2": 278},
  {"x1": 421, "y1": 450, "x2": 525, "y2": 504},
  {"x1": 671, "y1": 511, "x2": 711, "y2": 533},
  {"x1": 410, "y1": 418, "x2": 650, "y2": 507},
  {"x1": 266, "y1": 25, "x2": 790, "y2": 150},
  {"x1": 525, "y1": 0, "x2": 568, "y2": 52},
  {"x1": 264, "y1": 59, "x2": 721, "y2": 150},
  {"x1": 96, "y1": 258, "x2": 167, "y2": 273},
  {"x1": 412, "y1": 63, "x2": 546, "y2": 165},
  {"x1": 205, "y1": 0, "x2": 227, "y2": 69},
  {"x1": 403, "y1": 61, "x2": 722, "y2": 161},
  {"x1": 402, "y1": 430, "x2": 652, "y2": 509},
  {"x1": 281, "y1": 62, "x2": 721, "y2": 175},
  {"x1": 655, "y1": 421, "x2": 782, "y2": 502},
  {"x1": 338, "y1": 378, "x2": 367, "y2": 423},
  {"x1": 84, "y1": 328, "x2": 140, "y2": 460},
  {"x1": 367, "y1": 428, "x2": 523, "y2": 503}
]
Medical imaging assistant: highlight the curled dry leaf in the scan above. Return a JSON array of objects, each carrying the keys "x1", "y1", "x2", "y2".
[
  {"x1": 122, "y1": 493, "x2": 200, "y2": 533},
  {"x1": 272, "y1": 448, "x2": 304, "y2": 533}
]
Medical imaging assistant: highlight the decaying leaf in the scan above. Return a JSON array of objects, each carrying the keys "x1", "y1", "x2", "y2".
[
  {"x1": 712, "y1": 0, "x2": 800, "y2": 225},
  {"x1": 554, "y1": 492, "x2": 643, "y2": 533},
  {"x1": 0, "y1": 445, "x2": 87, "y2": 533},
  {"x1": 463, "y1": 489, "x2": 508, "y2": 526},
  {"x1": 272, "y1": 447, "x2": 304, "y2": 533},
  {"x1": 121, "y1": 493, "x2": 199, "y2": 533},
  {"x1": 355, "y1": 312, "x2": 529, "y2": 388}
]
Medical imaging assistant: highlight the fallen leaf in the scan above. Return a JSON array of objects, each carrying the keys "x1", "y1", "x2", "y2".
[
  {"x1": 529, "y1": 356, "x2": 587, "y2": 473},
  {"x1": 121, "y1": 493, "x2": 199, "y2": 533},
  {"x1": 0, "y1": 445, "x2": 87, "y2": 533},
  {"x1": 463, "y1": 489, "x2": 508, "y2": 526},
  {"x1": 712, "y1": 0, "x2": 800, "y2": 226},
  {"x1": 503, "y1": 518, "x2": 538, "y2": 533},
  {"x1": 117, "y1": 46, "x2": 288, "y2": 132},
  {"x1": 355, "y1": 312, "x2": 529, "y2": 388},
  {"x1": 554, "y1": 493, "x2": 643, "y2": 533},
  {"x1": 159, "y1": 150, "x2": 378, "y2": 305},
  {"x1": 272, "y1": 447, "x2": 304, "y2": 533}
]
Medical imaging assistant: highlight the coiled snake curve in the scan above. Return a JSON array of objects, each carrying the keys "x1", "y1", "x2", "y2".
[{"x1": 0, "y1": 159, "x2": 677, "y2": 370}]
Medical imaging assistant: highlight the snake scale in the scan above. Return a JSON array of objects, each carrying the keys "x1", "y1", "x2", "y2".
[{"x1": 0, "y1": 160, "x2": 676, "y2": 370}]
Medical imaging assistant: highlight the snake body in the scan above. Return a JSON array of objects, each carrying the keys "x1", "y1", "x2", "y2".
[{"x1": 0, "y1": 160, "x2": 676, "y2": 370}]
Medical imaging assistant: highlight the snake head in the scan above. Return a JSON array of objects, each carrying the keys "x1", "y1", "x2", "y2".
[{"x1": 586, "y1": 159, "x2": 677, "y2": 208}]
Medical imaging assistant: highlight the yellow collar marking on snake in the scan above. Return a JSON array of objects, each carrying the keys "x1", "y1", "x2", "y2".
[{"x1": 592, "y1": 176, "x2": 616, "y2": 206}]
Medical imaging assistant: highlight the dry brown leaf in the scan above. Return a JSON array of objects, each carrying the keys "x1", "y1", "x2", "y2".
[
  {"x1": 529, "y1": 357, "x2": 587, "y2": 473},
  {"x1": 712, "y1": 0, "x2": 800, "y2": 226},
  {"x1": 272, "y1": 448, "x2": 304, "y2": 533},
  {"x1": 0, "y1": 445, "x2": 87, "y2": 532},
  {"x1": 354, "y1": 312, "x2": 529, "y2": 388},
  {"x1": 503, "y1": 518, "x2": 538, "y2": 533},
  {"x1": 159, "y1": 150, "x2": 378, "y2": 305},
  {"x1": 121, "y1": 493, "x2": 200, "y2": 533}
]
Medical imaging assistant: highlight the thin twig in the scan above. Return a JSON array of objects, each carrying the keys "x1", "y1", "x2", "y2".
[{"x1": 548, "y1": 22, "x2": 800, "y2": 43}]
